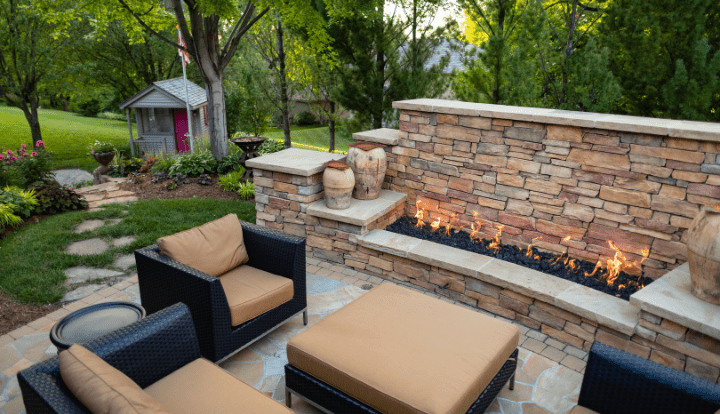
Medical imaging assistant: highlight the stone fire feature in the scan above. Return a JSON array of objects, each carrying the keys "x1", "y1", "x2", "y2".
[{"x1": 247, "y1": 100, "x2": 720, "y2": 384}]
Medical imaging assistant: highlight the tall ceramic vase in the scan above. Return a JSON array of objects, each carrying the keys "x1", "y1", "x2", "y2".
[
  {"x1": 686, "y1": 206, "x2": 720, "y2": 305},
  {"x1": 322, "y1": 161, "x2": 355, "y2": 210},
  {"x1": 347, "y1": 142, "x2": 386, "y2": 200}
]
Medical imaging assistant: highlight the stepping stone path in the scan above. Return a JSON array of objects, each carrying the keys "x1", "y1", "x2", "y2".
[
  {"x1": 113, "y1": 254, "x2": 136, "y2": 270},
  {"x1": 66, "y1": 238, "x2": 109, "y2": 255},
  {"x1": 74, "y1": 220, "x2": 104, "y2": 233},
  {"x1": 64, "y1": 266, "x2": 124, "y2": 286},
  {"x1": 61, "y1": 284, "x2": 108, "y2": 303},
  {"x1": 113, "y1": 236, "x2": 135, "y2": 247},
  {"x1": 73, "y1": 177, "x2": 137, "y2": 211}
]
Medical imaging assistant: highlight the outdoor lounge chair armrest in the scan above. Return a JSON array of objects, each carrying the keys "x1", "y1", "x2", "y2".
[
  {"x1": 240, "y1": 221, "x2": 306, "y2": 282},
  {"x1": 578, "y1": 342, "x2": 720, "y2": 414},
  {"x1": 18, "y1": 303, "x2": 201, "y2": 414}
]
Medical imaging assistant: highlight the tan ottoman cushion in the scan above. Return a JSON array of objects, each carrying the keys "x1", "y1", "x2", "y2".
[
  {"x1": 218, "y1": 265, "x2": 294, "y2": 326},
  {"x1": 287, "y1": 283, "x2": 519, "y2": 414},
  {"x1": 145, "y1": 358, "x2": 292, "y2": 414}
]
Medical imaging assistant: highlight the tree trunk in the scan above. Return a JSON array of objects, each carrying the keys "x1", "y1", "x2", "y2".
[
  {"x1": 204, "y1": 73, "x2": 229, "y2": 159},
  {"x1": 277, "y1": 19, "x2": 291, "y2": 148},
  {"x1": 20, "y1": 100, "x2": 43, "y2": 147},
  {"x1": 328, "y1": 101, "x2": 336, "y2": 153}
]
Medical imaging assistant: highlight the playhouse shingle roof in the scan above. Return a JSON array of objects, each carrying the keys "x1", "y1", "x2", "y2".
[
  {"x1": 119, "y1": 77, "x2": 207, "y2": 110},
  {"x1": 153, "y1": 78, "x2": 207, "y2": 108}
]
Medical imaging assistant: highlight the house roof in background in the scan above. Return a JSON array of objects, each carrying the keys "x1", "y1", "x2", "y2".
[
  {"x1": 119, "y1": 77, "x2": 207, "y2": 110},
  {"x1": 424, "y1": 39, "x2": 478, "y2": 73}
]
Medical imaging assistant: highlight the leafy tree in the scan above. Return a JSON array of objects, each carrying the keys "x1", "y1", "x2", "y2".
[
  {"x1": 225, "y1": 44, "x2": 273, "y2": 137},
  {"x1": 599, "y1": 0, "x2": 720, "y2": 120},
  {"x1": 0, "y1": 0, "x2": 73, "y2": 146},
  {"x1": 296, "y1": 51, "x2": 343, "y2": 152}
]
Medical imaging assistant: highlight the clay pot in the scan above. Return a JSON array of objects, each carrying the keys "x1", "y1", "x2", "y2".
[
  {"x1": 347, "y1": 142, "x2": 386, "y2": 200},
  {"x1": 686, "y1": 206, "x2": 720, "y2": 305},
  {"x1": 322, "y1": 161, "x2": 355, "y2": 210},
  {"x1": 92, "y1": 152, "x2": 115, "y2": 166}
]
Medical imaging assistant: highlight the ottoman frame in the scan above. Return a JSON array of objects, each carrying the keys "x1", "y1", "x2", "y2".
[{"x1": 284, "y1": 349, "x2": 518, "y2": 414}]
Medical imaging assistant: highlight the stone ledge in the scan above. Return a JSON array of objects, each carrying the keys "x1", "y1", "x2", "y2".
[
  {"x1": 307, "y1": 190, "x2": 406, "y2": 227},
  {"x1": 630, "y1": 263, "x2": 720, "y2": 341},
  {"x1": 392, "y1": 99, "x2": 720, "y2": 143},
  {"x1": 246, "y1": 148, "x2": 344, "y2": 176},
  {"x1": 357, "y1": 229, "x2": 639, "y2": 334},
  {"x1": 352, "y1": 128, "x2": 399, "y2": 146}
]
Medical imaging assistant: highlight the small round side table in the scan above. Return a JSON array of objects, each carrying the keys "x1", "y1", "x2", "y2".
[{"x1": 50, "y1": 302, "x2": 146, "y2": 351}]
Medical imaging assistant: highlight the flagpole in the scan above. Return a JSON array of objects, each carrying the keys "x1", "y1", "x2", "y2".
[{"x1": 179, "y1": 27, "x2": 194, "y2": 153}]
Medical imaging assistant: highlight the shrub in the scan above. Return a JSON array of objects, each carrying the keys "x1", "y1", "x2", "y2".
[
  {"x1": 217, "y1": 170, "x2": 245, "y2": 192},
  {"x1": 237, "y1": 181, "x2": 255, "y2": 200},
  {"x1": 151, "y1": 154, "x2": 176, "y2": 173},
  {"x1": 217, "y1": 152, "x2": 243, "y2": 175},
  {"x1": 96, "y1": 111, "x2": 126, "y2": 121},
  {"x1": 87, "y1": 140, "x2": 116, "y2": 155},
  {"x1": 0, "y1": 204, "x2": 22, "y2": 229},
  {"x1": 108, "y1": 156, "x2": 144, "y2": 177},
  {"x1": 293, "y1": 110, "x2": 316, "y2": 126},
  {"x1": 139, "y1": 157, "x2": 159, "y2": 173},
  {"x1": 258, "y1": 139, "x2": 286, "y2": 155},
  {"x1": 168, "y1": 149, "x2": 217, "y2": 177},
  {"x1": 31, "y1": 177, "x2": 88, "y2": 215},
  {"x1": 0, "y1": 186, "x2": 39, "y2": 219},
  {"x1": 1, "y1": 140, "x2": 53, "y2": 188}
]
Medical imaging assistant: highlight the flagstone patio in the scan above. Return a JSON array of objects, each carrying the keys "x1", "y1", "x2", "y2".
[{"x1": 0, "y1": 257, "x2": 586, "y2": 414}]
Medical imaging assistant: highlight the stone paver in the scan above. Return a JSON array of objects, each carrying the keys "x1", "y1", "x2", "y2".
[
  {"x1": 64, "y1": 266, "x2": 124, "y2": 286},
  {"x1": 52, "y1": 169, "x2": 93, "y2": 187},
  {"x1": 1, "y1": 258, "x2": 586, "y2": 414},
  {"x1": 65, "y1": 239, "x2": 109, "y2": 256},
  {"x1": 112, "y1": 236, "x2": 135, "y2": 247},
  {"x1": 73, "y1": 220, "x2": 105, "y2": 234},
  {"x1": 113, "y1": 254, "x2": 135, "y2": 270},
  {"x1": 61, "y1": 284, "x2": 107, "y2": 303}
]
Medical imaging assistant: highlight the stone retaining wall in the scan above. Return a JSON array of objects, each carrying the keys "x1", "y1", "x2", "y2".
[{"x1": 381, "y1": 100, "x2": 720, "y2": 279}]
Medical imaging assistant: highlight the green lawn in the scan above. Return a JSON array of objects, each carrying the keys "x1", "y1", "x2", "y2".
[
  {"x1": 0, "y1": 198, "x2": 256, "y2": 305},
  {"x1": 264, "y1": 125, "x2": 352, "y2": 153},
  {"x1": 0, "y1": 106, "x2": 130, "y2": 172}
]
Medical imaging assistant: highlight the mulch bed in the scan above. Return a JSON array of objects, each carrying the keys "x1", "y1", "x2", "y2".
[
  {"x1": 119, "y1": 173, "x2": 251, "y2": 201},
  {"x1": 0, "y1": 291, "x2": 59, "y2": 336},
  {"x1": 386, "y1": 215, "x2": 654, "y2": 301}
]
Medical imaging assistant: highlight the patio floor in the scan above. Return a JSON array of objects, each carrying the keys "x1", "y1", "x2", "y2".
[{"x1": 0, "y1": 257, "x2": 586, "y2": 414}]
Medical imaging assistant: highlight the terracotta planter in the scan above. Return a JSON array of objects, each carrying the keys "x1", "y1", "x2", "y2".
[
  {"x1": 322, "y1": 161, "x2": 355, "y2": 210},
  {"x1": 92, "y1": 151, "x2": 115, "y2": 166},
  {"x1": 687, "y1": 206, "x2": 720, "y2": 305},
  {"x1": 347, "y1": 142, "x2": 386, "y2": 200}
]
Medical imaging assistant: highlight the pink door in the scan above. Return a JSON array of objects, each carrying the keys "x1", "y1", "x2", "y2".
[{"x1": 174, "y1": 109, "x2": 191, "y2": 153}]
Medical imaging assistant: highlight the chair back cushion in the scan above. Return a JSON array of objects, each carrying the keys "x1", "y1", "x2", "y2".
[
  {"x1": 59, "y1": 344, "x2": 171, "y2": 414},
  {"x1": 157, "y1": 213, "x2": 249, "y2": 277}
]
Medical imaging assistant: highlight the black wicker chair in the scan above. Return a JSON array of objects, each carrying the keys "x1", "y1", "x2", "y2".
[
  {"x1": 18, "y1": 303, "x2": 200, "y2": 414},
  {"x1": 134, "y1": 220, "x2": 307, "y2": 362},
  {"x1": 576, "y1": 342, "x2": 720, "y2": 414}
]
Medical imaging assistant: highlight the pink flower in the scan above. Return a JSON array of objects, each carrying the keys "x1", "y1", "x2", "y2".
[
  {"x1": 36, "y1": 140, "x2": 45, "y2": 148},
  {"x1": 6, "y1": 150, "x2": 13, "y2": 156},
  {"x1": 0, "y1": 155, "x2": 4, "y2": 160},
  {"x1": 21, "y1": 144, "x2": 26, "y2": 149},
  {"x1": 31, "y1": 151, "x2": 37, "y2": 156}
]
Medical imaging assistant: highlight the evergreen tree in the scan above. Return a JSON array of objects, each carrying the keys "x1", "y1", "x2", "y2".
[{"x1": 600, "y1": 0, "x2": 720, "y2": 121}]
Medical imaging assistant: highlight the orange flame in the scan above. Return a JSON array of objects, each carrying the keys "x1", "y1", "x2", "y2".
[
  {"x1": 445, "y1": 214, "x2": 457, "y2": 236},
  {"x1": 526, "y1": 237, "x2": 542, "y2": 257},
  {"x1": 414, "y1": 200, "x2": 425, "y2": 228},
  {"x1": 714, "y1": 205, "x2": 720, "y2": 211},
  {"x1": 488, "y1": 225, "x2": 504, "y2": 254},
  {"x1": 430, "y1": 217, "x2": 441, "y2": 231},
  {"x1": 470, "y1": 222, "x2": 482, "y2": 241},
  {"x1": 562, "y1": 236, "x2": 571, "y2": 242},
  {"x1": 585, "y1": 261, "x2": 602, "y2": 278}
]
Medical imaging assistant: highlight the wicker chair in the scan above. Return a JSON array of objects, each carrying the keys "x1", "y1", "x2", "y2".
[
  {"x1": 18, "y1": 304, "x2": 198, "y2": 413},
  {"x1": 574, "y1": 342, "x2": 720, "y2": 414},
  {"x1": 134, "y1": 220, "x2": 307, "y2": 362}
]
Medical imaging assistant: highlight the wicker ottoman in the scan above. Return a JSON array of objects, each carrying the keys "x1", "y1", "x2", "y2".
[{"x1": 285, "y1": 283, "x2": 519, "y2": 414}]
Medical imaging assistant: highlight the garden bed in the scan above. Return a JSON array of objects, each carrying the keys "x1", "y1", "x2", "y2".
[{"x1": 119, "y1": 173, "x2": 252, "y2": 201}]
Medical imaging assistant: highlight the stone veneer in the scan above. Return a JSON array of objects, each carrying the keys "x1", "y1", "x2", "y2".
[
  {"x1": 247, "y1": 100, "x2": 720, "y2": 383},
  {"x1": 384, "y1": 99, "x2": 720, "y2": 279}
]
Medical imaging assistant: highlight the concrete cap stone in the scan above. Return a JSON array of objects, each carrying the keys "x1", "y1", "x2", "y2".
[
  {"x1": 407, "y1": 240, "x2": 493, "y2": 278},
  {"x1": 555, "y1": 284, "x2": 639, "y2": 336},
  {"x1": 246, "y1": 148, "x2": 344, "y2": 176},
  {"x1": 306, "y1": 190, "x2": 406, "y2": 227},
  {"x1": 392, "y1": 99, "x2": 720, "y2": 143},
  {"x1": 630, "y1": 263, "x2": 720, "y2": 341},
  {"x1": 356, "y1": 230, "x2": 422, "y2": 258},
  {"x1": 352, "y1": 128, "x2": 399, "y2": 146}
]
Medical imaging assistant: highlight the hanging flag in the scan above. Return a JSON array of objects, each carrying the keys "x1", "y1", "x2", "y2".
[{"x1": 177, "y1": 26, "x2": 191, "y2": 65}]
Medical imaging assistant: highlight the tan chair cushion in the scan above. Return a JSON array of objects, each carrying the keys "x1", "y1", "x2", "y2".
[
  {"x1": 157, "y1": 213, "x2": 248, "y2": 277},
  {"x1": 287, "y1": 283, "x2": 519, "y2": 414},
  {"x1": 218, "y1": 265, "x2": 294, "y2": 326},
  {"x1": 145, "y1": 358, "x2": 292, "y2": 414},
  {"x1": 59, "y1": 345, "x2": 170, "y2": 414},
  {"x1": 569, "y1": 406, "x2": 600, "y2": 414}
]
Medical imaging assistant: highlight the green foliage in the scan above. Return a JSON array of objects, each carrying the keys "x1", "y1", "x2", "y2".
[
  {"x1": 108, "y1": 157, "x2": 144, "y2": 177},
  {"x1": 236, "y1": 181, "x2": 255, "y2": 200},
  {"x1": 217, "y1": 152, "x2": 243, "y2": 175},
  {"x1": 96, "y1": 112, "x2": 127, "y2": 121},
  {"x1": 218, "y1": 170, "x2": 245, "y2": 192},
  {"x1": 0, "y1": 199, "x2": 256, "y2": 304},
  {"x1": 71, "y1": 89, "x2": 121, "y2": 118},
  {"x1": 225, "y1": 44, "x2": 274, "y2": 137},
  {"x1": 31, "y1": 177, "x2": 88, "y2": 215},
  {"x1": 258, "y1": 139, "x2": 287, "y2": 155},
  {"x1": 2, "y1": 142, "x2": 54, "y2": 188},
  {"x1": 168, "y1": 149, "x2": 218, "y2": 177},
  {"x1": 150, "y1": 154, "x2": 176, "y2": 174},
  {"x1": 0, "y1": 204, "x2": 22, "y2": 229},
  {"x1": 293, "y1": 111, "x2": 316, "y2": 126},
  {"x1": 0, "y1": 186, "x2": 39, "y2": 220},
  {"x1": 87, "y1": 140, "x2": 116, "y2": 155}
]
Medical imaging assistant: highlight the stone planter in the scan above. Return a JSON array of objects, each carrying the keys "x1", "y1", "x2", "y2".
[
  {"x1": 687, "y1": 206, "x2": 720, "y2": 305},
  {"x1": 322, "y1": 161, "x2": 355, "y2": 210},
  {"x1": 347, "y1": 142, "x2": 386, "y2": 200},
  {"x1": 91, "y1": 151, "x2": 115, "y2": 185}
]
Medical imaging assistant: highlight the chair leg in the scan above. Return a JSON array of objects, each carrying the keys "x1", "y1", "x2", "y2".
[
  {"x1": 509, "y1": 372, "x2": 515, "y2": 390},
  {"x1": 286, "y1": 389, "x2": 292, "y2": 407},
  {"x1": 303, "y1": 310, "x2": 308, "y2": 325}
]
